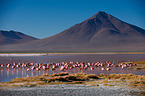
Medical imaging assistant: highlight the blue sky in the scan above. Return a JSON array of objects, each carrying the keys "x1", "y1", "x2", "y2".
[{"x1": 0, "y1": 0, "x2": 145, "y2": 39}]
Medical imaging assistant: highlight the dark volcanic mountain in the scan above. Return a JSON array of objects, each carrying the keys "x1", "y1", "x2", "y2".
[
  {"x1": 0, "y1": 30, "x2": 38, "y2": 45},
  {"x1": 0, "y1": 11, "x2": 145, "y2": 52}
]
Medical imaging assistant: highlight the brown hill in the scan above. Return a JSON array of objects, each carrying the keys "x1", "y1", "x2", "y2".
[
  {"x1": 0, "y1": 30, "x2": 38, "y2": 45},
  {"x1": 0, "y1": 11, "x2": 145, "y2": 52}
]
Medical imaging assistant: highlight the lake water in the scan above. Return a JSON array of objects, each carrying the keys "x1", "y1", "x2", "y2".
[{"x1": 0, "y1": 54, "x2": 145, "y2": 82}]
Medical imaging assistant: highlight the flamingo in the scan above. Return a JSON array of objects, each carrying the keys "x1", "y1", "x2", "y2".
[
  {"x1": 36, "y1": 67, "x2": 40, "y2": 71},
  {"x1": 88, "y1": 63, "x2": 91, "y2": 66},
  {"x1": 6, "y1": 64, "x2": 11, "y2": 68},
  {"x1": 31, "y1": 66, "x2": 35, "y2": 70},
  {"x1": 0, "y1": 64, "x2": 4, "y2": 68},
  {"x1": 101, "y1": 68, "x2": 105, "y2": 70},
  {"x1": 60, "y1": 66, "x2": 65, "y2": 71},
  {"x1": 106, "y1": 67, "x2": 111, "y2": 71},
  {"x1": 11, "y1": 66, "x2": 15, "y2": 68},
  {"x1": 90, "y1": 67, "x2": 94, "y2": 70},
  {"x1": 26, "y1": 68, "x2": 31, "y2": 71},
  {"x1": 121, "y1": 65, "x2": 124, "y2": 70}
]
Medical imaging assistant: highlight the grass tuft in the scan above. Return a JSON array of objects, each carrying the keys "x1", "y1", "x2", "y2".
[
  {"x1": 86, "y1": 74, "x2": 99, "y2": 79},
  {"x1": 0, "y1": 72, "x2": 145, "y2": 91},
  {"x1": 103, "y1": 84, "x2": 115, "y2": 86},
  {"x1": 51, "y1": 72, "x2": 69, "y2": 76}
]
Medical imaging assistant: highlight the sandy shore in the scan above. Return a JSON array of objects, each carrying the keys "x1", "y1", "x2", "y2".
[{"x1": 0, "y1": 85, "x2": 141, "y2": 96}]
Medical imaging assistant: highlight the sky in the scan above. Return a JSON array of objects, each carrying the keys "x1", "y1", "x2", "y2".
[{"x1": 0, "y1": 0, "x2": 145, "y2": 39}]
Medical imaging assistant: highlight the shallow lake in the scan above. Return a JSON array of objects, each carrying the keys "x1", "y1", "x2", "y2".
[{"x1": 0, "y1": 54, "x2": 145, "y2": 82}]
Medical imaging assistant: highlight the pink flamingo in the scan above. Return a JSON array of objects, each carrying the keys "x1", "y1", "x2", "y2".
[
  {"x1": 90, "y1": 67, "x2": 94, "y2": 70},
  {"x1": 106, "y1": 67, "x2": 111, "y2": 71},
  {"x1": 101, "y1": 68, "x2": 105, "y2": 70},
  {"x1": 26, "y1": 68, "x2": 31, "y2": 71}
]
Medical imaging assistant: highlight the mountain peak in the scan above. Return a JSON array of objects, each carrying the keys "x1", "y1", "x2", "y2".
[
  {"x1": 97, "y1": 11, "x2": 107, "y2": 14},
  {"x1": 90, "y1": 11, "x2": 109, "y2": 19},
  {"x1": 0, "y1": 12, "x2": 145, "y2": 52}
]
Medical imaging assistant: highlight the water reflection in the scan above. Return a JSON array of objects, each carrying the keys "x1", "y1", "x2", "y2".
[
  {"x1": 0, "y1": 54, "x2": 145, "y2": 82},
  {"x1": 12, "y1": 69, "x2": 15, "y2": 76},
  {"x1": 1, "y1": 69, "x2": 3, "y2": 77},
  {"x1": 6, "y1": 68, "x2": 10, "y2": 77},
  {"x1": 0, "y1": 63, "x2": 144, "y2": 82}
]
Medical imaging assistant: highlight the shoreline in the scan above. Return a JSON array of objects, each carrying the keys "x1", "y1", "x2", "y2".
[
  {"x1": 0, "y1": 73, "x2": 145, "y2": 96},
  {"x1": 0, "y1": 73, "x2": 145, "y2": 90},
  {"x1": 0, "y1": 52, "x2": 145, "y2": 57}
]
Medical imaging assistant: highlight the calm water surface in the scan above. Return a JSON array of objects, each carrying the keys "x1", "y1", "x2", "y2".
[{"x1": 0, "y1": 54, "x2": 145, "y2": 82}]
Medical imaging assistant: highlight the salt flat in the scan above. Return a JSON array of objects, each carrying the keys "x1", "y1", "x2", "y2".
[{"x1": 0, "y1": 85, "x2": 141, "y2": 96}]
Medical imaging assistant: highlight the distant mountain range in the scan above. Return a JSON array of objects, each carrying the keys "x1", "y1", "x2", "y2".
[
  {"x1": 0, "y1": 30, "x2": 38, "y2": 45},
  {"x1": 0, "y1": 11, "x2": 145, "y2": 52}
]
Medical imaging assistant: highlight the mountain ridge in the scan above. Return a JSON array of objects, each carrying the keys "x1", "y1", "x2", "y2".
[
  {"x1": 0, "y1": 11, "x2": 145, "y2": 52},
  {"x1": 0, "y1": 30, "x2": 38, "y2": 45}
]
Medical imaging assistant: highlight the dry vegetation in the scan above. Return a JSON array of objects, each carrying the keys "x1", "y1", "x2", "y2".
[
  {"x1": 130, "y1": 61, "x2": 145, "y2": 71},
  {"x1": 0, "y1": 72, "x2": 145, "y2": 93},
  {"x1": 0, "y1": 72, "x2": 99, "y2": 88},
  {"x1": 85, "y1": 73, "x2": 145, "y2": 91}
]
